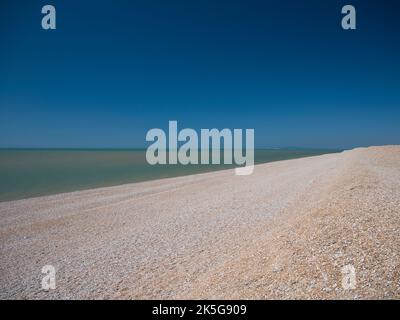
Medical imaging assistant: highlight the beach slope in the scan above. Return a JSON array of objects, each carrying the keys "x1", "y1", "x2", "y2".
[{"x1": 1, "y1": 146, "x2": 399, "y2": 299}]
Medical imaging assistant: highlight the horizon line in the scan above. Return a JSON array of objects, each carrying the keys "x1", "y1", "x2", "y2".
[{"x1": 0, "y1": 146, "x2": 346, "y2": 151}]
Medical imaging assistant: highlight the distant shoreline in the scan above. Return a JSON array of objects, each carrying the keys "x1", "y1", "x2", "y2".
[
  {"x1": 0, "y1": 147, "x2": 343, "y2": 151},
  {"x1": 0, "y1": 149, "x2": 340, "y2": 202}
]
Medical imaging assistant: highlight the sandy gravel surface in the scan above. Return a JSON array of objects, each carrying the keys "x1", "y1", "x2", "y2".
[{"x1": 1, "y1": 146, "x2": 399, "y2": 299}]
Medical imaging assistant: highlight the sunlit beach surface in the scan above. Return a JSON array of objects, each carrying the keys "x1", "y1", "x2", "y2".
[{"x1": 0, "y1": 146, "x2": 399, "y2": 299}]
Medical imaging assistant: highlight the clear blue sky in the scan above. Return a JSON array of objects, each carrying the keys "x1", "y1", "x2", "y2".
[{"x1": 0, "y1": 0, "x2": 399, "y2": 149}]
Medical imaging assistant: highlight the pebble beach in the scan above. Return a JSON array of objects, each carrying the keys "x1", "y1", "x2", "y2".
[{"x1": 1, "y1": 145, "x2": 399, "y2": 299}]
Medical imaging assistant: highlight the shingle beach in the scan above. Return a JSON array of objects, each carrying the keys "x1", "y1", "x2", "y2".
[{"x1": 1, "y1": 146, "x2": 399, "y2": 299}]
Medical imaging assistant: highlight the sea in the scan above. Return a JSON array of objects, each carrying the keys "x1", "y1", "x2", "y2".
[{"x1": 0, "y1": 148, "x2": 340, "y2": 202}]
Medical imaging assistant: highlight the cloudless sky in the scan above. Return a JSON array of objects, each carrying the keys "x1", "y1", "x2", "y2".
[{"x1": 0, "y1": 0, "x2": 399, "y2": 149}]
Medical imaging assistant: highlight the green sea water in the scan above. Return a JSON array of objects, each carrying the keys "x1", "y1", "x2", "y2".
[{"x1": 0, "y1": 149, "x2": 339, "y2": 202}]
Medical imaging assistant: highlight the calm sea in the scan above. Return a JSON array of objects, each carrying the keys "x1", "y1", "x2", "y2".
[{"x1": 0, "y1": 149, "x2": 339, "y2": 202}]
